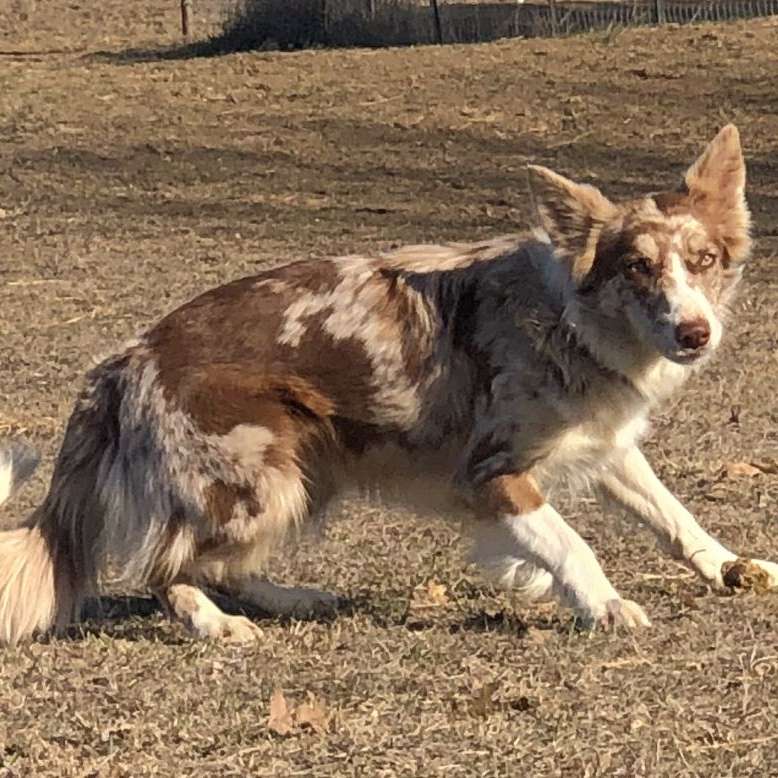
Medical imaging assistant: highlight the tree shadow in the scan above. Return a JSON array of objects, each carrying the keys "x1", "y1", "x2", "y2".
[{"x1": 88, "y1": 40, "x2": 229, "y2": 66}]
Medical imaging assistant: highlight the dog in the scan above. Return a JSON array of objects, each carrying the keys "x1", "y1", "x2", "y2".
[{"x1": 0, "y1": 124, "x2": 776, "y2": 645}]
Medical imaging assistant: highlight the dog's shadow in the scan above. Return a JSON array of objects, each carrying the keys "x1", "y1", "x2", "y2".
[
  {"x1": 68, "y1": 594, "x2": 174, "y2": 643},
  {"x1": 58, "y1": 590, "x2": 347, "y2": 644},
  {"x1": 52, "y1": 592, "x2": 563, "y2": 645}
]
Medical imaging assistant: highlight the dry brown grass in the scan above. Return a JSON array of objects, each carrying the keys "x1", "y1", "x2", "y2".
[{"x1": 1, "y1": 4, "x2": 778, "y2": 775}]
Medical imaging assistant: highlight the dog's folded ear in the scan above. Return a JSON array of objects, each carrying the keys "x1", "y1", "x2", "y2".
[
  {"x1": 684, "y1": 124, "x2": 751, "y2": 263},
  {"x1": 527, "y1": 165, "x2": 617, "y2": 283}
]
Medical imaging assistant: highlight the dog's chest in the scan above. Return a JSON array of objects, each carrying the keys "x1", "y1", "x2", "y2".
[{"x1": 540, "y1": 411, "x2": 649, "y2": 483}]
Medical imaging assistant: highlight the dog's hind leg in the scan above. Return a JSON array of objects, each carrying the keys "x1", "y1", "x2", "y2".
[
  {"x1": 193, "y1": 536, "x2": 340, "y2": 620},
  {"x1": 155, "y1": 581, "x2": 264, "y2": 643},
  {"x1": 600, "y1": 446, "x2": 778, "y2": 592}
]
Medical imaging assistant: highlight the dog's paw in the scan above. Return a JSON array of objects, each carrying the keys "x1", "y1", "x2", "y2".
[
  {"x1": 601, "y1": 598, "x2": 651, "y2": 629},
  {"x1": 722, "y1": 558, "x2": 778, "y2": 594},
  {"x1": 575, "y1": 598, "x2": 651, "y2": 631},
  {"x1": 206, "y1": 614, "x2": 264, "y2": 644}
]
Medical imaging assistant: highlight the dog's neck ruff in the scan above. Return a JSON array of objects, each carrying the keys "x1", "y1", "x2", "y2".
[{"x1": 558, "y1": 301, "x2": 690, "y2": 406}]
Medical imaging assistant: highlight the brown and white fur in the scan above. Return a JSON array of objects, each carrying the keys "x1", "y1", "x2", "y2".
[{"x1": 1, "y1": 124, "x2": 776, "y2": 645}]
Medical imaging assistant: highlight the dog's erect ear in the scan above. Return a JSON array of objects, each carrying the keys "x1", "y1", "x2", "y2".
[
  {"x1": 527, "y1": 165, "x2": 617, "y2": 282},
  {"x1": 684, "y1": 124, "x2": 751, "y2": 263}
]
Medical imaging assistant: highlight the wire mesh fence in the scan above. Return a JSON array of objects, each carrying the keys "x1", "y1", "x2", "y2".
[
  {"x1": 185, "y1": 0, "x2": 778, "y2": 47},
  {"x1": 441, "y1": 0, "x2": 778, "y2": 41}
]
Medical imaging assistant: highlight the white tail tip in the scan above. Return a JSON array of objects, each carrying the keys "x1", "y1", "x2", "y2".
[{"x1": 0, "y1": 441, "x2": 40, "y2": 507}]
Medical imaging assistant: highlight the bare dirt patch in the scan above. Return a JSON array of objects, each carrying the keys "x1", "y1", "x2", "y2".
[{"x1": 1, "y1": 5, "x2": 778, "y2": 776}]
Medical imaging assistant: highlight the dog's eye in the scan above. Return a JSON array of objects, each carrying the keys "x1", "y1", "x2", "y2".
[
  {"x1": 697, "y1": 251, "x2": 717, "y2": 270},
  {"x1": 626, "y1": 256, "x2": 652, "y2": 275}
]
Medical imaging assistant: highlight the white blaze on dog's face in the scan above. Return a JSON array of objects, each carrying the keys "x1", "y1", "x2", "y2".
[{"x1": 528, "y1": 124, "x2": 751, "y2": 364}]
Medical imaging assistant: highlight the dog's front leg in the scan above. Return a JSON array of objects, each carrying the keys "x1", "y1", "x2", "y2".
[
  {"x1": 600, "y1": 446, "x2": 778, "y2": 591},
  {"x1": 470, "y1": 472, "x2": 650, "y2": 628}
]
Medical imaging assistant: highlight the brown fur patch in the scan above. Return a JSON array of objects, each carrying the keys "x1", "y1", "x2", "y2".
[
  {"x1": 204, "y1": 480, "x2": 262, "y2": 525},
  {"x1": 174, "y1": 368, "x2": 334, "y2": 437},
  {"x1": 144, "y1": 259, "x2": 439, "y2": 461},
  {"x1": 653, "y1": 188, "x2": 690, "y2": 215},
  {"x1": 479, "y1": 473, "x2": 545, "y2": 516},
  {"x1": 145, "y1": 267, "x2": 386, "y2": 454},
  {"x1": 375, "y1": 268, "x2": 431, "y2": 382},
  {"x1": 174, "y1": 367, "x2": 340, "y2": 478}
]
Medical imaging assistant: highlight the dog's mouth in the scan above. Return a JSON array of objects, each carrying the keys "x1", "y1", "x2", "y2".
[{"x1": 664, "y1": 346, "x2": 712, "y2": 365}]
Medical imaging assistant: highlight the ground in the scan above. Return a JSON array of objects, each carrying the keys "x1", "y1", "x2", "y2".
[{"x1": 1, "y1": 4, "x2": 778, "y2": 776}]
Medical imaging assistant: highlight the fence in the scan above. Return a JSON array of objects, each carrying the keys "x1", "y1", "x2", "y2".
[
  {"x1": 442, "y1": 0, "x2": 778, "y2": 41},
  {"x1": 181, "y1": 0, "x2": 778, "y2": 45}
]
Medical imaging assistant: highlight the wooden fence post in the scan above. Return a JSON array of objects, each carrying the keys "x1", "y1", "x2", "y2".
[
  {"x1": 430, "y1": 0, "x2": 443, "y2": 43},
  {"x1": 655, "y1": 0, "x2": 666, "y2": 23},
  {"x1": 548, "y1": 0, "x2": 558, "y2": 35},
  {"x1": 181, "y1": 0, "x2": 192, "y2": 39}
]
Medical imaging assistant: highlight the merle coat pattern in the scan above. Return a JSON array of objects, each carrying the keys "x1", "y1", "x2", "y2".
[{"x1": 0, "y1": 124, "x2": 775, "y2": 644}]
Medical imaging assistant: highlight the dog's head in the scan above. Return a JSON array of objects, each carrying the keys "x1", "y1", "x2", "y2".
[{"x1": 528, "y1": 125, "x2": 750, "y2": 364}]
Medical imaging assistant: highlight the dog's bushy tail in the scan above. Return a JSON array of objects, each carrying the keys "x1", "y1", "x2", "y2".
[{"x1": 0, "y1": 442, "x2": 79, "y2": 646}]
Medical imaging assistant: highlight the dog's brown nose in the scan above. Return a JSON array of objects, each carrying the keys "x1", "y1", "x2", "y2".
[{"x1": 675, "y1": 319, "x2": 711, "y2": 351}]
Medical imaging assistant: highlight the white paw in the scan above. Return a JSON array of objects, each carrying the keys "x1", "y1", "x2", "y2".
[
  {"x1": 601, "y1": 598, "x2": 652, "y2": 629},
  {"x1": 576, "y1": 598, "x2": 651, "y2": 630},
  {"x1": 722, "y1": 558, "x2": 778, "y2": 593},
  {"x1": 204, "y1": 614, "x2": 264, "y2": 644}
]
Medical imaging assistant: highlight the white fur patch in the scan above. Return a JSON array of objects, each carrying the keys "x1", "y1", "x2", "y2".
[
  {"x1": 0, "y1": 458, "x2": 12, "y2": 507},
  {"x1": 216, "y1": 424, "x2": 276, "y2": 468},
  {"x1": 0, "y1": 443, "x2": 39, "y2": 508},
  {"x1": 665, "y1": 253, "x2": 722, "y2": 350},
  {"x1": 470, "y1": 522, "x2": 554, "y2": 603},
  {"x1": 471, "y1": 504, "x2": 649, "y2": 625}
]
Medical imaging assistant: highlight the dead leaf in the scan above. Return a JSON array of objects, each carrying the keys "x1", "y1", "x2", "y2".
[
  {"x1": 750, "y1": 458, "x2": 778, "y2": 475},
  {"x1": 722, "y1": 558, "x2": 772, "y2": 594},
  {"x1": 723, "y1": 461, "x2": 777, "y2": 479},
  {"x1": 425, "y1": 581, "x2": 449, "y2": 606},
  {"x1": 728, "y1": 462, "x2": 762, "y2": 478},
  {"x1": 411, "y1": 579, "x2": 450, "y2": 609},
  {"x1": 267, "y1": 689, "x2": 294, "y2": 737},
  {"x1": 295, "y1": 694, "x2": 331, "y2": 734},
  {"x1": 267, "y1": 689, "x2": 333, "y2": 736}
]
